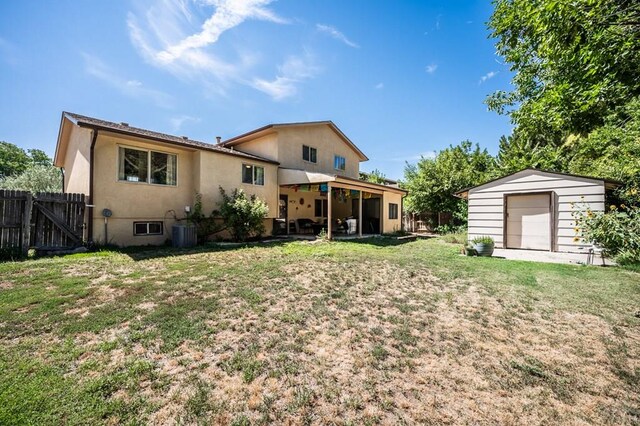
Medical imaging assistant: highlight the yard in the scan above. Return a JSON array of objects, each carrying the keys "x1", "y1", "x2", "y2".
[{"x1": 1, "y1": 238, "x2": 639, "y2": 425}]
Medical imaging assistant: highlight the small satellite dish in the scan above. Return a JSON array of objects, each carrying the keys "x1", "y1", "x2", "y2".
[{"x1": 102, "y1": 208, "x2": 112, "y2": 218}]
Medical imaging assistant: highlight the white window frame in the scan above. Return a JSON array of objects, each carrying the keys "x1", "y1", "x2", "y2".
[
  {"x1": 242, "y1": 163, "x2": 265, "y2": 186},
  {"x1": 334, "y1": 155, "x2": 346, "y2": 171},
  {"x1": 133, "y1": 221, "x2": 164, "y2": 236},
  {"x1": 117, "y1": 145, "x2": 178, "y2": 186},
  {"x1": 302, "y1": 145, "x2": 317, "y2": 164}
]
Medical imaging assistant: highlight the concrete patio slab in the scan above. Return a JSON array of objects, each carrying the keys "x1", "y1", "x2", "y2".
[{"x1": 491, "y1": 248, "x2": 615, "y2": 266}]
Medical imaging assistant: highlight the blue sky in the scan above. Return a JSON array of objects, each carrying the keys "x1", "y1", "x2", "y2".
[{"x1": 0, "y1": 0, "x2": 512, "y2": 180}]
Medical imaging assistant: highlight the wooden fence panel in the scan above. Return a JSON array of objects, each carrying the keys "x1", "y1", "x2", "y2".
[
  {"x1": 31, "y1": 192, "x2": 86, "y2": 250},
  {"x1": 0, "y1": 190, "x2": 85, "y2": 256},
  {"x1": 0, "y1": 190, "x2": 30, "y2": 256}
]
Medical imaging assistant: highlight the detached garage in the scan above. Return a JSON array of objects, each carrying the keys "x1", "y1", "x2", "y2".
[{"x1": 456, "y1": 169, "x2": 621, "y2": 253}]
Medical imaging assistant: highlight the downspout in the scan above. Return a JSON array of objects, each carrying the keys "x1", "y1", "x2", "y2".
[
  {"x1": 87, "y1": 129, "x2": 98, "y2": 244},
  {"x1": 59, "y1": 167, "x2": 65, "y2": 193},
  {"x1": 401, "y1": 194, "x2": 405, "y2": 232}
]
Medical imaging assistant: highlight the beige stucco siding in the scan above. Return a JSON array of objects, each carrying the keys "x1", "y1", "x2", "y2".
[
  {"x1": 194, "y1": 150, "x2": 279, "y2": 219},
  {"x1": 227, "y1": 133, "x2": 279, "y2": 162},
  {"x1": 275, "y1": 126, "x2": 360, "y2": 179},
  {"x1": 62, "y1": 125, "x2": 92, "y2": 194},
  {"x1": 467, "y1": 170, "x2": 605, "y2": 253},
  {"x1": 382, "y1": 191, "x2": 403, "y2": 233},
  {"x1": 91, "y1": 133, "x2": 197, "y2": 246}
]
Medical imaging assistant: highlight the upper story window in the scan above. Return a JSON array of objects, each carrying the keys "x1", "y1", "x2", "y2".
[
  {"x1": 302, "y1": 145, "x2": 317, "y2": 163},
  {"x1": 242, "y1": 164, "x2": 265, "y2": 186},
  {"x1": 118, "y1": 147, "x2": 177, "y2": 186},
  {"x1": 334, "y1": 155, "x2": 346, "y2": 171}
]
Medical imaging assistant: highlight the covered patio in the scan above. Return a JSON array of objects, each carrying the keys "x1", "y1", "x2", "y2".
[{"x1": 275, "y1": 168, "x2": 397, "y2": 239}]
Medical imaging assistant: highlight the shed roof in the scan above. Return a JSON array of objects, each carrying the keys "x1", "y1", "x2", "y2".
[{"x1": 455, "y1": 168, "x2": 623, "y2": 199}]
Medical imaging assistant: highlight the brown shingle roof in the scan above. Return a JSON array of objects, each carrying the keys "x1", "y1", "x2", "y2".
[{"x1": 63, "y1": 112, "x2": 279, "y2": 165}]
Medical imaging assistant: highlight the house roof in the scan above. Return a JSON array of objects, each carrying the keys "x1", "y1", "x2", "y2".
[
  {"x1": 454, "y1": 168, "x2": 623, "y2": 199},
  {"x1": 221, "y1": 121, "x2": 369, "y2": 162},
  {"x1": 278, "y1": 168, "x2": 407, "y2": 195},
  {"x1": 57, "y1": 112, "x2": 279, "y2": 165}
]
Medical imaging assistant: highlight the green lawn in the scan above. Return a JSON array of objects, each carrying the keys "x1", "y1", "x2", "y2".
[{"x1": 1, "y1": 238, "x2": 639, "y2": 425}]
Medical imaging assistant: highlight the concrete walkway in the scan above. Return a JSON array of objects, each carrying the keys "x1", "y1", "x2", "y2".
[{"x1": 491, "y1": 248, "x2": 614, "y2": 266}]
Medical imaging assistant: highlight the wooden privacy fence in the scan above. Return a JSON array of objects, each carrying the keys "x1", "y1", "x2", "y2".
[{"x1": 0, "y1": 190, "x2": 86, "y2": 256}]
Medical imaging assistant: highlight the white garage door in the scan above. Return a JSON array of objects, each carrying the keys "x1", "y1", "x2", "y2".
[{"x1": 506, "y1": 193, "x2": 551, "y2": 250}]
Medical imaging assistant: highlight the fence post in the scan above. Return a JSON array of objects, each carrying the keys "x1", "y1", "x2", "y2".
[{"x1": 21, "y1": 192, "x2": 33, "y2": 256}]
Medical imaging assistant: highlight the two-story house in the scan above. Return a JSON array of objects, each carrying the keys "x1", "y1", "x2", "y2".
[{"x1": 54, "y1": 112, "x2": 406, "y2": 246}]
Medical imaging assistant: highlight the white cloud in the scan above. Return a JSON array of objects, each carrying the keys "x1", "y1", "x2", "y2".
[
  {"x1": 425, "y1": 64, "x2": 438, "y2": 74},
  {"x1": 374, "y1": 82, "x2": 384, "y2": 90},
  {"x1": 82, "y1": 53, "x2": 173, "y2": 108},
  {"x1": 128, "y1": 0, "x2": 311, "y2": 99},
  {"x1": 251, "y1": 53, "x2": 320, "y2": 100},
  {"x1": 156, "y1": 0, "x2": 287, "y2": 64},
  {"x1": 170, "y1": 115, "x2": 201, "y2": 131},
  {"x1": 479, "y1": 71, "x2": 498, "y2": 84},
  {"x1": 316, "y1": 24, "x2": 359, "y2": 48}
]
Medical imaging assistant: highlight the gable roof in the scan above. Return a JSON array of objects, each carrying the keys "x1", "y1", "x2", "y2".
[
  {"x1": 455, "y1": 168, "x2": 623, "y2": 199},
  {"x1": 56, "y1": 112, "x2": 279, "y2": 165},
  {"x1": 221, "y1": 121, "x2": 369, "y2": 161}
]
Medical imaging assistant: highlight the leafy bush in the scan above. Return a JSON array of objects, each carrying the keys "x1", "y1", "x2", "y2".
[
  {"x1": 573, "y1": 190, "x2": 640, "y2": 265},
  {"x1": 216, "y1": 187, "x2": 268, "y2": 242},
  {"x1": 433, "y1": 224, "x2": 466, "y2": 235},
  {"x1": 471, "y1": 235, "x2": 495, "y2": 245},
  {"x1": 186, "y1": 193, "x2": 223, "y2": 244},
  {"x1": 440, "y1": 233, "x2": 468, "y2": 245},
  {"x1": 0, "y1": 165, "x2": 62, "y2": 192}
]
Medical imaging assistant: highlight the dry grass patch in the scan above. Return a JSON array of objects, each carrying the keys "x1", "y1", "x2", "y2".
[{"x1": 0, "y1": 239, "x2": 638, "y2": 424}]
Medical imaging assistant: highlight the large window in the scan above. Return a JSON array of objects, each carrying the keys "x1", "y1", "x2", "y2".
[
  {"x1": 133, "y1": 221, "x2": 163, "y2": 236},
  {"x1": 389, "y1": 203, "x2": 399, "y2": 220},
  {"x1": 303, "y1": 145, "x2": 317, "y2": 163},
  {"x1": 118, "y1": 147, "x2": 176, "y2": 186},
  {"x1": 334, "y1": 155, "x2": 346, "y2": 171},
  {"x1": 242, "y1": 164, "x2": 265, "y2": 186}
]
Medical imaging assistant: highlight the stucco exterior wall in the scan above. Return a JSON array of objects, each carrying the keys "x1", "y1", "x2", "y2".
[
  {"x1": 227, "y1": 133, "x2": 279, "y2": 163},
  {"x1": 274, "y1": 126, "x2": 361, "y2": 179},
  {"x1": 89, "y1": 134, "x2": 279, "y2": 246},
  {"x1": 91, "y1": 133, "x2": 197, "y2": 246},
  {"x1": 467, "y1": 170, "x2": 605, "y2": 253},
  {"x1": 382, "y1": 191, "x2": 403, "y2": 233},
  {"x1": 62, "y1": 125, "x2": 92, "y2": 195},
  {"x1": 194, "y1": 150, "x2": 279, "y2": 219}
]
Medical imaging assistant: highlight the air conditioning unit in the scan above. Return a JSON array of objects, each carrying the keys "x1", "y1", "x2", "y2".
[{"x1": 172, "y1": 223, "x2": 197, "y2": 248}]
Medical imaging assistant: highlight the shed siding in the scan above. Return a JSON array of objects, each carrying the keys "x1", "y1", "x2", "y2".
[{"x1": 467, "y1": 170, "x2": 605, "y2": 253}]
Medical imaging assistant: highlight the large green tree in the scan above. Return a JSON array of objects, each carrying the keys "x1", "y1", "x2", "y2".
[
  {"x1": 403, "y1": 141, "x2": 495, "y2": 222},
  {"x1": 487, "y1": 0, "x2": 640, "y2": 143},
  {"x1": 0, "y1": 141, "x2": 52, "y2": 178},
  {"x1": 568, "y1": 97, "x2": 640, "y2": 184}
]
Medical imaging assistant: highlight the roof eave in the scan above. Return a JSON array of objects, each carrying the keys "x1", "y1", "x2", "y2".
[{"x1": 74, "y1": 121, "x2": 279, "y2": 166}]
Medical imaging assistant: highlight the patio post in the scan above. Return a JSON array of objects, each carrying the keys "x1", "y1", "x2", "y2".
[
  {"x1": 358, "y1": 190, "x2": 363, "y2": 237},
  {"x1": 327, "y1": 182, "x2": 332, "y2": 240}
]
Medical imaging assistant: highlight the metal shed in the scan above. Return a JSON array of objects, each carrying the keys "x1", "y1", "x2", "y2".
[{"x1": 456, "y1": 169, "x2": 621, "y2": 253}]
